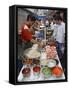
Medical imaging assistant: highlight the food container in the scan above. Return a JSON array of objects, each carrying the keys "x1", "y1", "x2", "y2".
[
  {"x1": 45, "y1": 45, "x2": 57, "y2": 59},
  {"x1": 46, "y1": 59, "x2": 57, "y2": 68},
  {"x1": 42, "y1": 66, "x2": 52, "y2": 78},
  {"x1": 22, "y1": 58, "x2": 32, "y2": 66},
  {"x1": 24, "y1": 48, "x2": 40, "y2": 59},
  {"x1": 33, "y1": 59, "x2": 40, "y2": 65},
  {"x1": 52, "y1": 66, "x2": 63, "y2": 77},
  {"x1": 33, "y1": 66, "x2": 41, "y2": 78},
  {"x1": 22, "y1": 67, "x2": 31, "y2": 78},
  {"x1": 40, "y1": 49, "x2": 47, "y2": 66}
]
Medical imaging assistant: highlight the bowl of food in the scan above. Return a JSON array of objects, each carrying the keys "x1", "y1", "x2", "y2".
[
  {"x1": 24, "y1": 48, "x2": 40, "y2": 59},
  {"x1": 22, "y1": 58, "x2": 32, "y2": 66},
  {"x1": 33, "y1": 59, "x2": 40, "y2": 65},
  {"x1": 45, "y1": 45, "x2": 57, "y2": 59},
  {"x1": 33, "y1": 66, "x2": 41, "y2": 78},
  {"x1": 46, "y1": 59, "x2": 57, "y2": 68},
  {"x1": 52, "y1": 66, "x2": 63, "y2": 77},
  {"x1": 42, "y1": 66, "x2": 52, "y2": 78},
  {"x1": 22, "y1": 67, "x2": 31, "y2": 78}
]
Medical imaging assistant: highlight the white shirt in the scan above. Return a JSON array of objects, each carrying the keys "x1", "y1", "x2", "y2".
[
  {"x1": 50, "y1": 22, "x2": 54, "y2": 29},
  {"x1": 61, "y1": 22, "x2": 65, "y2": 34},
  {"x1": 52, "y1": 24, "x2": 58, "y2": 38},
  {"x1": 55, "y1": 22, "x2": 65, "y2": 43}
]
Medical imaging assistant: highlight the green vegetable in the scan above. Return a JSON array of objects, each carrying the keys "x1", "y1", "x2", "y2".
[{"x1": 42, "y1": 67, "x2": 51, "y2": 78}]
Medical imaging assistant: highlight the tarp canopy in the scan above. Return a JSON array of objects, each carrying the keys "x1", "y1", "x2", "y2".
[{"x1": 34, "y1": 15, "x2": 46, "y2": 20}]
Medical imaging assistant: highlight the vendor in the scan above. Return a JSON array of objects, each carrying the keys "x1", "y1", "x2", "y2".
[
  {"x1": 20, "y1": 14, "x2": 38, "y2": 50},
  {"x1": 21, "y1": 14, "x2": 36, "y2": 41}
]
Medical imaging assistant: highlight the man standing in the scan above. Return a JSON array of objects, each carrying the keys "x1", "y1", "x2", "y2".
[{"x1": 53, "y1": 16, "x2": 65, "y2": 59}]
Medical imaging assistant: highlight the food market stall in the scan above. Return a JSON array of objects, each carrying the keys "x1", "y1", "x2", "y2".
[
  {"x1": 18, "y1": 43, "x2": 65, "y2": 82},
  {"x1": 17, "y1": 13, "x2": 65, "y2": 82}
]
